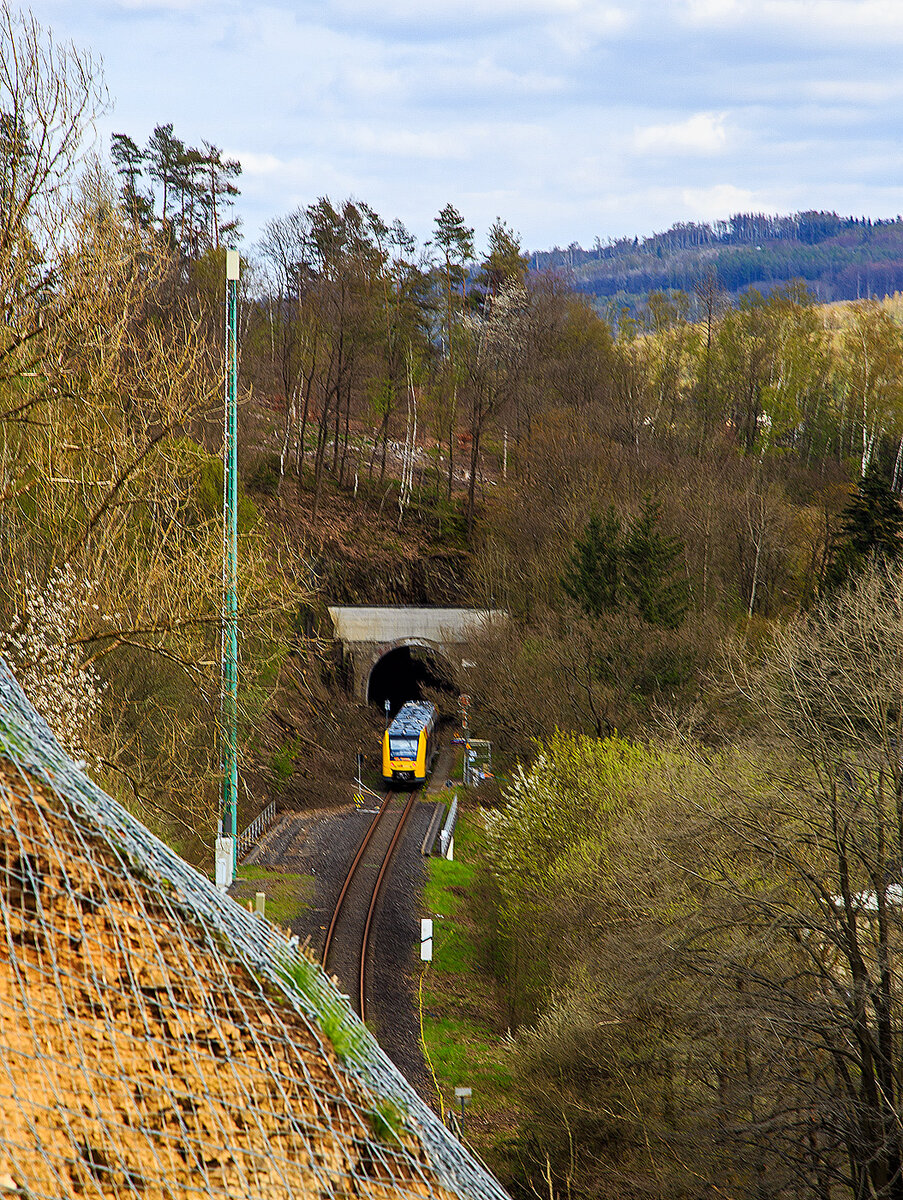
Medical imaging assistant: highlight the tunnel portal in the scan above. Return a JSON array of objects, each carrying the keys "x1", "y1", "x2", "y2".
[
  {"x1": 328, "y1": 607, "x2": 504, "y2": 702},
  {"x1": 366, "y1": 643, "x2": 456, "y2": 717}
]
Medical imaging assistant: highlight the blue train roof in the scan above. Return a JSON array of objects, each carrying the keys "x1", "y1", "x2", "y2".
[{"x1": 387, "y1": 701, "x2": 437, "y2": 736}]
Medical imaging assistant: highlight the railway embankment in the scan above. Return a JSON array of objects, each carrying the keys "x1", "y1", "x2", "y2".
[{"x1": 418, "y1": 798, "x2": 519, "y2": 1177}]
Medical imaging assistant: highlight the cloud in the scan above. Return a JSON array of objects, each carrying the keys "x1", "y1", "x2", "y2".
[
  {"x1": 680, "y1": 0, "x2": 744, "y2": 22},
  {"x1": 331, "y1": 0, "x2": 626, "y2": 22},
  {"x1": 632, "y1": 112, "x2": 729, "y2": 156},
  {"x1": 677, "y1": 0, "x2": 903, "y2": 42},
  {"x1": 404, "y1": 57, "x2": 566, "y2": 103},
  {"x1": 107, "y1": 0, "x2": 220, "y2": 11},
  {"x1": 236, "y1": 152, "x2": 284, "y2": 176},
  {"x1": 342, "y1": 126, "x2": 470, "y2": 161},
  {"x1": 680, "y1": 183, "x2": 758, "y2": 220},
  {"x1": 768, "y1": 0, "x2": 903, "y2": 38},
  {"x1": 804, "y1": 79, "x2": 903, "y2": 106},
  {"x1": 25, "y1": 0, "x2": 903, "y2": 254}
]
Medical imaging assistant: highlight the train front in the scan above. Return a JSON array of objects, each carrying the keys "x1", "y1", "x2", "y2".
[
  {"x1": 382, "y1": 726, "x2": 421, "y2": 782},
  {"x1": 382, "y1": 701, "x2": 436, "y2": 784}
]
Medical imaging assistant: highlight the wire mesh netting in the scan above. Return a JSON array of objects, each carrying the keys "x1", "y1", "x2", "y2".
[{"x1": 0, "y1": 658, "x2": 510, "y2": 1200}]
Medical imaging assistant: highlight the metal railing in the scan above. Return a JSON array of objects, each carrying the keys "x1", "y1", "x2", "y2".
[
  {"x1": 237, "y1": 798, "x2": 278, "y2": 859},
  {"x1": 438, "y1": 794, "x2": 459, "y2": 858}
]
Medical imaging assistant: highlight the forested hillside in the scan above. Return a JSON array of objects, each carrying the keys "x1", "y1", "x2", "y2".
[
  {"x1": 536, "y1": 209, "x2": 903, "y2": 312},
  {"x1": 10, "y1": 7, "x2": 903, "y2": 1199},
  {"x1": 0, "y1": 8, "x2": 303, "y2": 860}
]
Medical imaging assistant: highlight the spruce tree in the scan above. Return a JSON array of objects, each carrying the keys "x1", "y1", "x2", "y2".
[
  {"x1": 477, "y1": 217, "x2": 529, "y2": 300},
  {"x1": 623, "y1": 496, "x2": 690, "y2": 629},
  {"x1": 825, "y1": 462, "x2": 903, "y2": 589},
  {"x1": 562, "y1": 507, "x2": 622, "y2": 618},
  {"x1": 563, "y1": 499, "x2": 690, "y2": 628}
]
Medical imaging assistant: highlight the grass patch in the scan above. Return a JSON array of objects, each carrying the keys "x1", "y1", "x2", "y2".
[
  {"x1": 274, "y1": 954, "x2": 369, "y2": 1064},
  {"x1": 419, "y1": 807, "x2": 518, "y2": 1169},
  {"x1": 320, "y1": 1006, "x2": 369, "y2": 1063},
  {"x1": 272, "y1": 735, "x2": 302, "y2": 781},
  {"x1": 274, "y1": 952, "x2": 321, "y2": 1009},
  {"x1": 368, "y1": 1099, "x2": 406, "y2": 1145},
  {"x1": 447, "y1": 757, "x2": 464, "y2": 782},
  {"x1": 232, "y1": 864, "x2": 314, "y2": 932}
]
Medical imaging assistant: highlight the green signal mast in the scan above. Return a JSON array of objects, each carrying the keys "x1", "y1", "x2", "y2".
[{"x1": 217, "y1": 248, "x2": 240, "y2": 888}]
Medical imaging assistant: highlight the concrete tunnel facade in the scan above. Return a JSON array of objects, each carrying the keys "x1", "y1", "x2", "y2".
[{"x1": 327, "y1": 607, "x2": 506, "y2": 704}]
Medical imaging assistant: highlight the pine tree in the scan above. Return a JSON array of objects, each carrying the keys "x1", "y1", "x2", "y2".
[
  {"x1": 145, "y1": 123, "x2": 182, "y2": 226},
  {"x1": 202, "y1": 142, "x2": 241, "y2": 248},
  {"x1": 110, "y1": 133, "x2": 152, "y2": 227},
  {"x1": 432, "y1": 203, "x2": 474, "y2": 499},
  {"x1": 432, "y1": 202, "x2": 474, "y2": 343},
  {"x1": 172, "y1": 143, "x2": 206, "y2": 255},
  {"x1": 825, "y1": 461, "x2": 903, "y2": 589}
]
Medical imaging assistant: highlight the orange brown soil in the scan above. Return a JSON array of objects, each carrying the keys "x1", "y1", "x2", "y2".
[{"x1": 0, "y1": 762, "x2": 460, "y2": 1199}]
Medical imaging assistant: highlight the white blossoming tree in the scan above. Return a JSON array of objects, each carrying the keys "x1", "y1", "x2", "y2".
[{"x1": 0, "y1": 565, "x2": 103, "y2": 762}]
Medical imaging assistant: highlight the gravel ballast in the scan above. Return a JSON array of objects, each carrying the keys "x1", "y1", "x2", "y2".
[{"x1": 248, "y1": 797, "x2": 444, "y2": 1105}]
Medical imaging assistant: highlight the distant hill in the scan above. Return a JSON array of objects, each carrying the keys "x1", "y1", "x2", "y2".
[{"x1": 531, "y1": 211, "x2": 903, "y2": 313}]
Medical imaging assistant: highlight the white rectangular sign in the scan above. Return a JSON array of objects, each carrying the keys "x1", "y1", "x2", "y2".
[{"x1": 420, "y1": 918, "x2": 433, "y2": 961}]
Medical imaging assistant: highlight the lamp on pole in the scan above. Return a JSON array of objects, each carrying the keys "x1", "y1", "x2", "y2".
[{"x1": 217, "y1": 248, "x2": 240, "y2": 888}]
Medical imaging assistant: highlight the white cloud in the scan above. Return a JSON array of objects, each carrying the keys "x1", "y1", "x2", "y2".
[
  {"x1": 236, "y1": 152, "x2": 284, "y2": 176},
  {"x1": 632, "y1": 112, "x2": 729, "y2": 156},
  {"x1": 767, "y1": 0, "x2": 903, "y2": 36},
  {"x1": 678, "y1": 0, "x2": 903, "y2": 41},
  {"x1": 804, "y1": 79, "x2": 903, "y2": 105},
  {"x1": 408, "y1": 56, "x2": 565, "y2": 99},
  {"x1": 110, "y1": 0, "x2": 218, "y2": 10},
  {"x1": 680, "y1": 0, "x2": 745, "y2": 23},
  {"x1": 681, "y1": 183, "x2": 758, "y2": 220},
  {"x1": 342, "y1": 126, "x2": 470, "y2": 161},
  {"x1": 331, "y1": 0, "x2": 626, "y2": 20}
]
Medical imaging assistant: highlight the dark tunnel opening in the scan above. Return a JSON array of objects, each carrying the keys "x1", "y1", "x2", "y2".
[{"x1": 367, "y1": 645, "x2": 456, "y2": 717}]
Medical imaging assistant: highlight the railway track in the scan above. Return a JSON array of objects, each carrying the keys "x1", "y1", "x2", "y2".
[{"x1": 321, "y1": 790, "x2": 418, "y2": 1021}]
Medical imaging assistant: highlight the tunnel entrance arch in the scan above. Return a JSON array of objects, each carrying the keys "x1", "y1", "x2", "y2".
[
  {"x1": 365, "y1": 638, "x2": 457, "y2": 716},
  {"x1": 327, "y1": 607, "x2": 506, "y2": 702}
]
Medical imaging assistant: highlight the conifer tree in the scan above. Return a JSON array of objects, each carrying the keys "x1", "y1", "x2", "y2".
[
  {"x1": 477, "y1": 217, "x2": 529, "y2": 300},
  {"x1": 825, "y1": 461, "x2": 903, "y2": 589},
  {"x1": 623, "y1": 495, "x2": 690, "y2": 629},
  {"x1": 432, "y1": 202, "x2": 474, "y2": 355},
  {"x1": 562, "y1": 508, "x2": 622, "y2": 618},
  {"x1": 563, "y1": 499, "x2": 689, "y2": 628},
  {"x1": 145, "y1": 122, "x2": 182, "y2": 226},
  {"x1": 110, "y1": 133, "x2": 152, "y2": 226},
  {"x1": 432, "y1": 202, "x2": 474, "y2": 499},
  {"x1": 202, "y1": 142, "x2": 241, "y2": 247}
]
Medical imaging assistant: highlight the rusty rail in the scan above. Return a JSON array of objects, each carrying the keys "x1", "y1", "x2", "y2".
[{"x1": 359, "y1": 790, "x2": 417, "y2": 1020}]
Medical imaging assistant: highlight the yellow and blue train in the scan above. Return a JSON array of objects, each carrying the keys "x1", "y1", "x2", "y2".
[{"x1": 382, "y1": 701, "x2": 438, "y2": 785}]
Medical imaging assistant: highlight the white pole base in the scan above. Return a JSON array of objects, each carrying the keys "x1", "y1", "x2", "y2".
[{"x1": 215, "y1": 836, "x2": 235, "y2": 890}]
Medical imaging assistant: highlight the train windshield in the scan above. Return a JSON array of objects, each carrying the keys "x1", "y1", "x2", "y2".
[{"x1": 389, "y1": 736, "x2": 419, "y2": 760}]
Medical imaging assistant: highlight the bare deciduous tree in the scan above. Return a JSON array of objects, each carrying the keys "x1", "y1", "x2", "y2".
[{"x1": 0, "y1": 3, "x2": 107, "y2": 383}]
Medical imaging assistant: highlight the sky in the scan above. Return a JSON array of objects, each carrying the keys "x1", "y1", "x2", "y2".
[{"x1": 19, "y1": 0, "x2": 903, "y2": 257}]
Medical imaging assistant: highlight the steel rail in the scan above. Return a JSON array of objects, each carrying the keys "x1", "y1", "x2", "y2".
[
  {"x1": 322, "y1": 791, "x2": 394, "y2": 971},
  {"x1": 359, "y1": 789, "x2": 418, "y2": 1021}
]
